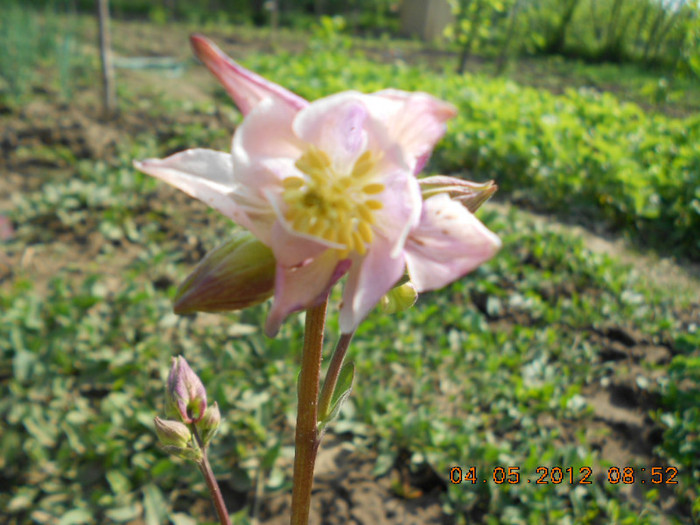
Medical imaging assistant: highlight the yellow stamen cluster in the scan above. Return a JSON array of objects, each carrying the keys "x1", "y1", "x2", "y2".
[{"x1": 282, "y1": 146, "x2": 384, "y2": 256}]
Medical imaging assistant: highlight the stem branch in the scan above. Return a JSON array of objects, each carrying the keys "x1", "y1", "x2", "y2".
[
  {"x1": 193, "y1": 426, "x2": 230, "y2": 525},
  {"x1": 318, "y1": 331, "x2": 354, "y2": 421}
]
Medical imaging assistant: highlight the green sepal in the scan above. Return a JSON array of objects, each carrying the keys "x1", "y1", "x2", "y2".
[{"x1": 160, "y1": 445, "x2": 203, "y2": 463}]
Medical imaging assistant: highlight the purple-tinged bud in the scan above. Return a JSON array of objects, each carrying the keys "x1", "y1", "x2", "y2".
[
  {"x1": 196, "y1": 401, "x2": 221, "y2": 447},
  {"x1": 418, "y1": 176, "x2": 497, "y2": 213},
  {"x1": 167, "y1": 356, "x2": 207, "y2": 424},
  {"x1": 379, "y1": 281, "x2": 418, "y2": 314},
  {"x1": 173, "y1": 232, "x2": 276, "y2": 315},
  {"x1": 154, "y1": 417, "x2": 192, "y2": 449}
]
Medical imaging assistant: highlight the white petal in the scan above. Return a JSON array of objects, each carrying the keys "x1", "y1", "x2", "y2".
[
  {"x1": 338, "y1": 234, "x2": 406, "y2": 334},
  {"x1": 233, "y1": 97, "x2": 304, "y2": 166},
  {"x1": 267, "y1": 220, "x2": 330, "y2": 267},
  {"x1": 134, "y1": 149, "x2": 254, "y2": 230},
  {"x1": 372, "y1": 168, "x2": 422, "y2": 258},
  {"x1": 265, "y1": 251, "x2": 351, "y2": 337},
  {"x1": 365, "y1": 89, "x2": 457, "y2": 174},
  {"x1": 230, "y1": 97, "x2": 307, "y2": 243},
  {"x1": 292, "y1": 91, "x2": 369, "y2": 172},
  {"x1": 405, "y1": 194, "x2": 501, "y2": 291}
]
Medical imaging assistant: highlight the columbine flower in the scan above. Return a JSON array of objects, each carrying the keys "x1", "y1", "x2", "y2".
[{"x1": 134, "y1": 35, "x2": 501, "y2": 336}]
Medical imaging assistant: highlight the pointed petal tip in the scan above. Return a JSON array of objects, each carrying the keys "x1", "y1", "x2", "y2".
[
  {"x1": 132, "y1": 159, "x2": 149, "y2": 172},
  {"x1": 189, "y1": 33, "x2": 208, "y2": 47},
  {"x1": 190, "y1": 33, "x2": 221, "y2": 66},
  {"x1": 188, "y1": 33, "x2": 308, "y2": 116},
  {"x1": 133, "y1": 157, "x2": 160, "y2": 172}
]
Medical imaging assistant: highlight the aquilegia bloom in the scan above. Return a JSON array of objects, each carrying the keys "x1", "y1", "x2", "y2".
[{"x1": 134, "y1": 35, "x2": 501, "y2": 336}]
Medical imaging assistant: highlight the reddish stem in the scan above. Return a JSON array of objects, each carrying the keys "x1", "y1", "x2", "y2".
[
  {"x1": 289, "y1": 298, "x2": 328, "y2": 525},
  {"x1": 193, "y1": 426, "x2": 230, "y2": 525}
]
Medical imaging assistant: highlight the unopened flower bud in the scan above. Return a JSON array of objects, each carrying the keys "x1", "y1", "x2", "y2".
[
  {"x1": 174, "y1": 232, "x2": 276, "y2": 315},
  {"x1": 154, "y1": 417, "x2": 192, "y2": 448},
  {"x1": 167, "y1": 356, "x2": 207, "y2": 423},
  {"x1": 196, "y1": 401, "x2": 221, "y2": 447},
  {"x1": 418, "y1": 176, "x2": 497, "y2": 213},
  {"x1": 379, "y1": 281, "x2": 418, "y2": 314}
]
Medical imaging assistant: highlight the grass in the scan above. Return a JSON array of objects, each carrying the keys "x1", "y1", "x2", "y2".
[
  {"x1": 0, "y1": 1, "x2": 88, "y2": 104},
  {"x1": 1, "y1": 10, "x2": 699, "y2": 525}
]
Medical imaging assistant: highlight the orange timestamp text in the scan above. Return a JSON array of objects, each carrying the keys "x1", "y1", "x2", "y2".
[{"x1": 449, "y1": 466, "x2": 679, "y2": 485}]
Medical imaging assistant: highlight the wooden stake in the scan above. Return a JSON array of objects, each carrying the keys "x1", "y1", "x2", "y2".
[{"x1": 97, "y1": 0, "x2": 116, "y2": 118}]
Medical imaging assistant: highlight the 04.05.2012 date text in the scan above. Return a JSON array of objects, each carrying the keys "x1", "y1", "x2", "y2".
[{"x1": 449, "y1": 466, "x2": 593, "y2": 485}]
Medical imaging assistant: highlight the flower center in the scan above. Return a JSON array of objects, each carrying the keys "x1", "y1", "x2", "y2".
[{"x1": 282, "y1": 146, "x2": 384, "y2": 256}]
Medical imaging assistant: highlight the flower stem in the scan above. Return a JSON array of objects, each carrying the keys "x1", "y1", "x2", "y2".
[
  {"x1": 290, "y1": 298, "x2": 328, "y2": 525},
  {"x1": 193, "y1": 425, "x2": 230, "y2": 525},
  {"x1": 317, "y1": 331, "x2": 354, "y2": 423}
]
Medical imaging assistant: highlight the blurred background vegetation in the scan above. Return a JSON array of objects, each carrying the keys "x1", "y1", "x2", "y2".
[{"x1": 15, "y1": 0, "x2": 700, "y2": 76}]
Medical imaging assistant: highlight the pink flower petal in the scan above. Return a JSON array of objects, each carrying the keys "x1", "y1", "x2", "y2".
[
  {"x1": 292, "y1": 92, "x2": 369, "y2": 171},
  {"x1": 371, "y1": 167, "x2": 422, "y2": 258},
  {"x1": 366, "y1": 89, "x2": 457, "y2": 174},
  {"x1": 265, "y1": 251, "x2": 351, "y2": 337},
  {"x1": 338, "y1": 234, "x2": 406, "y2": 333},
  {"x1": 404, "y1": 194, "x2": 501, "y2": 292},
  {"x1": 190, "y1": 34, "x2": 308, "y2": 116},
  {"x1": 267, "y1": 220, "x2": 329, "y2": 267},
  {"x1": 233, "y1": 97, "x2": 304, "y2": 163},
  {"x1": 133, "y1": 149, "x2": 254, "y2": 231}
]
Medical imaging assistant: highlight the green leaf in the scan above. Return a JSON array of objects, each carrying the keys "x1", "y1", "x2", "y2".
[
  {"x1": 105, "y1": 505, "x2": 142, "y2": 522},
  {"x1": 170, "y1": 513, "x2": 197, "y2": 525},
  {"x1": 7, "y1": 487, "x2": 39, "y2": 512},
  {"x1": 142, "y1": 484, "x2": 167, "y2": 525},
  {"x1": 58, "y1": 508, "x2": 92, "y2": 525},
  {"x1": 106, "y1": 470, "x2": 131, "y2": 495}
]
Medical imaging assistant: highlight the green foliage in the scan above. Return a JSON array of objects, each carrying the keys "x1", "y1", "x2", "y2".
[
  {"x1": 443, "y1": 0, "x2": 699, "y2": 75},
  {"x1": 0, "y1": 1, "x2": 86, "y2": 104},
  {"x1": 659, "y1": 349, "x2": 700, "y2": 492},
  {"x1": 678, "y1": 4, "x2": 700, "y2": 79},
  {"x1": 441, "y1": 82, "x2": 700, "y2": 257}
]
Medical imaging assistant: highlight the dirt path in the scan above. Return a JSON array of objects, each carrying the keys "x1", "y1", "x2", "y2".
[{"x1": 487, "y1": 202, "x2": 700, "y2": 302}]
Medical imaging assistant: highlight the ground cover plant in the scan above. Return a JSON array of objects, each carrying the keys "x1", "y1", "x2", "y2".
[{"x1": 1, "y1": 9, "x2": 699, "y2": 525}]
